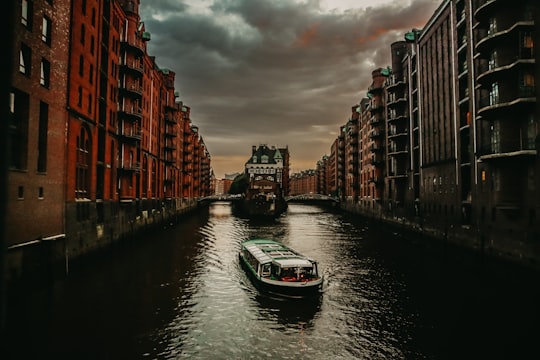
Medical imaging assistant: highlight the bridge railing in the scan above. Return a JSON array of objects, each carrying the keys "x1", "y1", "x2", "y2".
[{"x1": 285, "y1": 194, "x2": 340, "y2": 203}]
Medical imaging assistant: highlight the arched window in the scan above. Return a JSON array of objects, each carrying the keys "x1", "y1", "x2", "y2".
[{"x1": 76, "y1": 127, "x2": 91, "y2": 198}]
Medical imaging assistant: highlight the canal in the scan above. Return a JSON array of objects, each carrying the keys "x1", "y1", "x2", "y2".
[{"x1": 5, "y1": 203, "x2": 539, "y2": 359}]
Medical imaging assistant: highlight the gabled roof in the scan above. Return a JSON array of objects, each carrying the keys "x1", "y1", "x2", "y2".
[{"x1": 245, "y1": 144, "x2": 284, "y2": 165}]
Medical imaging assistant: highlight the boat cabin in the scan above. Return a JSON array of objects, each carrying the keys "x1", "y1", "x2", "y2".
[{"x1": 242, "y1": 241, "x2": 320, "y2": 282}]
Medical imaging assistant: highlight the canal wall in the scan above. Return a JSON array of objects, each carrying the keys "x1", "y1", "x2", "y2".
[
  {"x1": 5, "y1": 198, "x2": 205, "y2": 281},
  {"x1": 340, "y1": 202, "x2": 540, "y2": 271}
]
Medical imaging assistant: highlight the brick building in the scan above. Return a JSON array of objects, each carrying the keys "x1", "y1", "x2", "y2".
[
  {"x1": 289, "y1": 170, "x2": 317, "y2": 196},
  {"x1": 7, "y1": 0, "x2": 71, "y2": 272},
  {"x1": 319, "y1": 0, "x2": 538, "y2": 266},
  {"x1": 6, "y1": 0, "x2": 212, "y2": 278}
]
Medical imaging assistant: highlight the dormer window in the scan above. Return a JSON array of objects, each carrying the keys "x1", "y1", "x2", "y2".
[
  {"x1": 261, "y1": 155, "x2": 269, "y2": 163},
  {"x1": 252, "y1": 155, "x2": 257, "y2": 163}
]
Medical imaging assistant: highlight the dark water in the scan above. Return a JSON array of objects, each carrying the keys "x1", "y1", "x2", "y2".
[{"x1": 5, "y1": 203, "x2": 539, "y2": 359}]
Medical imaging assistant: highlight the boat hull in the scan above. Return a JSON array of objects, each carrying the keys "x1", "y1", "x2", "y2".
[
  {"x1": 234, "y1": 197, "x2": 288, "y2": 218},
  {"x1": 239, "y1": 253, "x2": 322, "y2": 298}
]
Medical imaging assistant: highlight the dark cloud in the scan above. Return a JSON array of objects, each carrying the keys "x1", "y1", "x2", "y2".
[{"x1": 139, "y1": 0, "x2": 440, "y2": 176}]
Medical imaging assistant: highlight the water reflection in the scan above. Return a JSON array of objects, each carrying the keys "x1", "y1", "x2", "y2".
[{"x1": 5, "y1": 202, "x2": 539, "y2": 359}]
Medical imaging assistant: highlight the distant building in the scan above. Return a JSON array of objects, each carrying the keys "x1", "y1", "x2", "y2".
[
  {"x1": 214, "y1": 178, "x2": 233, "y2": 195},
  {"x1": 244, "y1": 144, "x2": 290, "y2": 196},
  {"x1": 289, "y1": 170, "x2": 317, "y2": 196}
]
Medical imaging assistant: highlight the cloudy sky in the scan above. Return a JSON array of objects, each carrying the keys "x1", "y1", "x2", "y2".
[{"x1": 139, "y1": 0, "x2": 441, "y2": 178}]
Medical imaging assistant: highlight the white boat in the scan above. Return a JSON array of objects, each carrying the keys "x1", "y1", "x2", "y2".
[{"x1": 239, "y1": 239, "x2": 323, "y2": 298}]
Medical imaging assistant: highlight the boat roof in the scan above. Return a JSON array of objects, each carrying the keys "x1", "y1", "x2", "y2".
[{"x1": 242, "y1": 239, "x2": 315, "y2": 268}]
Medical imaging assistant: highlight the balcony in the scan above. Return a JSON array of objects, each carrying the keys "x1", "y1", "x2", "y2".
[
  {"x1": 387, "y1": 171, "x2": 407, "y2": 179},
  {"x1": 165, "y1": 125, "x2": 177, "y2": 137},
  {"x1": 165, "y1": 115, "x2": 177, "y2": 124},
  {"x1": 477, "y1": 87, "x2": 535, "y2": 115},
  {"x1": 369, "y1": 176, "x2": 383, "y2": 185},
  {"x1": 475, "y1": 21, "x2": 534, "y2": 54},
  {"x1": 120, "y1": 38, "x2": 144, "y2": 56},
  {"x1": 477, "y1": 140, "x2": 536, "y2": 161},
  {"x1": 474, "y1": 0, "x2": 498, "y2": 20},
  {"x1": 369, "y1": 130, "x2": 383, "y2": 139},
  {"x1": 387, "y1": 112, "x2": 408, "y2": 123},
  {"x1": 387, "y1": 95, "x2": 407, "y2": 108},
  {"x1": 370, "y1": 115, "x2": 383, "y2": 126},
  {"x1": 119, "y1": 83, "x2": 143, "y2": 98},
  {"x1": 118, "y1": 161, "x2": 140, "y2": 172},
  {"x1": 120, "y1": 60, "x2": 144, "y2": 76},
  {"x1": 385, "y1": 75, "x2": 406, "y2": 90},
  {"x1": 476, "y1": 59, "x2": 535, "y2": 86},
  {"x1": 370, "y1": 102, "x2": 384, "y2": 113},
  {"x1": 370, "y1": 156, "x2": 383, "y2": 165},
  {"x1": 164, "y1": 141, "x2": 176, "y2": 150},
  {"x1": 387, "y1": 131, "x2": 408, "y2": 140},
  {"x1": 369, "y1": 143, "x2": 383, "y2": 152},
  {"x1": 164, "y1": 154, "x2": 177, "y2": 164},
  {"x1": 118, "y1": 128, "x2": 142, "y2": 141},
  {"x1": 119, "y1": 107, "x2": 143, "y2": 121}
]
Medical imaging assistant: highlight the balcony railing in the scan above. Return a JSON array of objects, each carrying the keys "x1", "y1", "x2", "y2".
[
  {"x1": 118, "y1": 128, "x2": 142, "y2": 140},
  {"x1": 478, "y1": 139, "x2": 536, "y2": 159},
  {"x1": 478, "y1": 87, "x2": 536, "y2": 111},
  {"x1": 119, "y1": 107, "x2": 143, "y2": 120},
  {"x1": 118, "y1": 161, "x2": 140, "y2": 172}
]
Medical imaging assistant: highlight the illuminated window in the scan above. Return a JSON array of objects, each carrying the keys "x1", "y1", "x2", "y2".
[
  {"x1": 40, "y1": 58, "x2": 50, "y2": 88},
  {"x1": 42, "y1": 15, "x2": 52, "y2": 45}
]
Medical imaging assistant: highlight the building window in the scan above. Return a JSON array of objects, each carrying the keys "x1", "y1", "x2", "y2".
[
  {"x1": 76, "y1": 127, "x2": 91, "y2": 198},
  {"x1": 81, "y1": 24, "x2": 85, "y2": 45},
  {"x1": 488, "y1": 50, "x2": 497, "y2": 70},
  {"x1": 19, "y1": 43, "x2": 31, "y2": 76},
  {"x1": 9, "y1": 90, "x2": 29, "y2": 170},
  {"x1": 519, "y1": 72, "x2": 535, "y2": 97},
  {"x1": 82, "y1": 0, "x2": 86, "y2": 15},
  {"x1": 38, "y1": 187, "x2": 44, "y2": 199},
  {"x1": 488, "y1": 17, "x2": 497, "y2": 36},
  {"x1": 526, "y1": 114, "x2": 535, "y2": 149},
  {"x1": 90, "y1": 35, "x2": 95, "y2": 54},
  {"x1": 38, "y1": 102, "x2": 49, "y2": 172},
  {"x1": 489, "y1": 82, "x2": 499, "y2": 105},
  {"x1": 490, "y1": 121, "x2": 500, "y2": 153},
  {"x1": 521, "y1": 32, "x2": 534, "y2": 59},
  {"x1": 88, "y1": 94, "x2": 92, "y2": 114},
  {"x1": 78, "y1": 86, "x2": 83, "y2": 106},
  {"x1": 21, "y1": 0, "x2": 32, "y2": 29},
  {"x1": 40, "y1": 58, "x2": 50, "y2": 88},
  {"x1": 89, "y1": 64, "x2": 93, "y2": 84},
  {"x1": 79, "y1": 55, "x2": 84, "y2": 76},
  {"x1": 18, "y1": 186, "x2": 24, "y2": 199},
  {"x1": 91, "y1": 8, "x2": 96, "y2": 26},
  {"x1": 42, "y1": 15, "x2": 52, "y2": 45}
]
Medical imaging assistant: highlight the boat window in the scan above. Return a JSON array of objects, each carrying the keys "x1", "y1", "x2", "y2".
[
  {"x1": 281, "y1": 268, "x2": 295, "y2": 278},
  {"x1": 271, "y1": 264, "x2": 280, "y2": 277},
  {"x1": 261, "y1": 264, "x2": 271, "y2": 277}
]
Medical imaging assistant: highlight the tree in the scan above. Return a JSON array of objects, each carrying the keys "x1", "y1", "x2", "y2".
[{"x1": 228, "y1": 173, "x2": 249, "y2": 195}]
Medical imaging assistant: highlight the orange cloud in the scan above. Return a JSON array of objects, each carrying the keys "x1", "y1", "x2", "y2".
[
  {"x1": 356, "y1": 27, "x2": 390, "y2": 45},
  {"x1": 293, "y1": 23, "x2": 321, "y2": 48}
]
